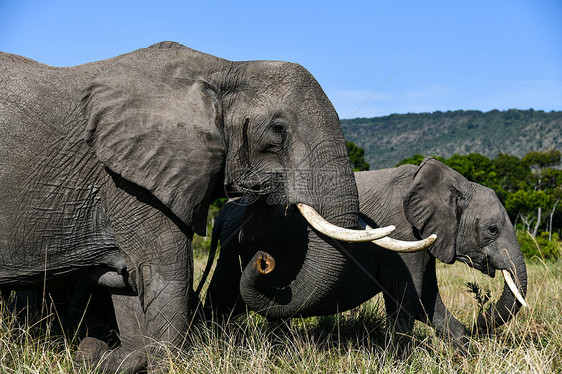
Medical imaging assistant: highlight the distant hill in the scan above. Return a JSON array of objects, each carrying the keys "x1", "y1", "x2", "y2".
[{"x1": 341, "y1": 109, "x2": 562, "y2": 169}]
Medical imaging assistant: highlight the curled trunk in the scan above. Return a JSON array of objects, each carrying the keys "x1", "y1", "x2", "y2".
[
  {"x1": 240, "y1": 227, "x2": 349, "y2": 319},
  {"x1": 475, "y1": 244, "x2": 528, "y2": 332}
]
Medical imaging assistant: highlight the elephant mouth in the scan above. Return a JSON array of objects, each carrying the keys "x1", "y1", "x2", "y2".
[
  {"x1": 457, "y1": 254, "x2": 527, "y2": 307},
  {"x1": 457, "y1": 254, "x2": 496, "y2": 277},
  {"x1": 225, "y1": 172, "x2": 280, "y2": 204},
  {"x1": 230, "y1": 175, "x2": 275, "y2": 195}
]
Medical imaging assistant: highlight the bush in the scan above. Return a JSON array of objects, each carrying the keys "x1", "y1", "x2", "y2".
[{"x1": 517, "y1": 231, "x2": 561, "y2": 260}]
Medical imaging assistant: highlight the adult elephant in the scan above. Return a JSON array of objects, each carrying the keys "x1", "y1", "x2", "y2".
[
  {"x1": 0, "y1": 41, "x2": 407, "y2": 372},
  {"x1": 203, "y1": 157, "x2": 527, "y2": 348}
]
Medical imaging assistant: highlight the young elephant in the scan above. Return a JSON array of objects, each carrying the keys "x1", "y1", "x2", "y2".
[{"x1": 202, "y1": 157, "x2": 527, "y2": 348}]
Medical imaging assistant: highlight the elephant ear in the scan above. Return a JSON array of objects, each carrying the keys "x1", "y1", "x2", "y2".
[
  {"x1": 82, "y1": 47, "x2": 225, "y2": 236},
  {"x1": 403, "y1": 157, "x2": 465, "y2": 263}
]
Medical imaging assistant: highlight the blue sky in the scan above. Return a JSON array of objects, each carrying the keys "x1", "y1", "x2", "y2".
[{"x1": 1, "y1": 0, "x2": 561, "y2": 119}]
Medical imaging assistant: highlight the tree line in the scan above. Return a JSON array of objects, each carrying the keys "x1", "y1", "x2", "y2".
[{"x1": 341, "y1": 109, "x2": 562, "y2": 168}]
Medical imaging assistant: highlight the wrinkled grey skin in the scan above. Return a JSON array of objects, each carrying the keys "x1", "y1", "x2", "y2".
[
  {"x1": 0, "y1": 41, "x2": 360, "y2": 372},
  {"x1": 204, "y1": 157, "x2": 527, "y2": 348}
]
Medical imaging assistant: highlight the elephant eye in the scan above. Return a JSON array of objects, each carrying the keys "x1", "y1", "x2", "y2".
[
  {"x1": 268, "y1": 123, "x2": 286, "y2": 144},
  {"x1": 271, "y1": 124, "x2": 286, "y2": 135},
  {"x1": 488, "y1": 225, "x2": 499, "y2": 236}
]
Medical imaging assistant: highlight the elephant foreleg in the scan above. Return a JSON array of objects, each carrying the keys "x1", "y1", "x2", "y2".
[
  {"x1": 76, "y1": 269, "x2": 191, "y2": 373},
  {"x1": 136, "y1": 264, "x2": 191, "y2": 371},
  {"x1": 138, "y1": 264, "x2": 191, "y2": 340},
  {"x1": 76, "y1": 293, "x2": 148, "y2": 373},
  {"x1": 418, "y1": 260, "x2": 468, "y2": 350},
  {"x1": 420, "y1": 291, "x2": 468, "y2": 350}
]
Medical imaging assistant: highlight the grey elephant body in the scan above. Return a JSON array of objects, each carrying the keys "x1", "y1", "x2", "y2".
[
  {"x1": 1, "y1": 42, "x2": 363, "y2": 372},
  {"x1": 205, "y1": 158, "x2": 527, "y2": 347},
  {"x1": 1, "y1": 54, "x2": 122, "y2": 285}
]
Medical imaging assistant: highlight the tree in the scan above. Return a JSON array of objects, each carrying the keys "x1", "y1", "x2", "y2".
[
  {"x1": 492, "y1": 153, "x2": 531, "y2": 192},
  {"x1": 464, "y1": 153, "x2": 495, "y2": 185},
  {"x1": 396, "y1": 153, "x2": 426, "y2": 166},
  {"x1": 444, "y1": 154, "x2": 474, "y2": 177},
  {"x1": 395, "y1": 154, "x2": 446, "y2": 167},
  {"x1": 506, "y1": 190, "x2": 551, "y2": 236},
  {"x1": 522, "y1": 149, "x2": 561, "y2": 170},
  {"x1": 346, "y1": 141, "x2": 370, "y2": 171},
  {"x1": 520, "y1": 150, "x2": 562, "y2": 237}
]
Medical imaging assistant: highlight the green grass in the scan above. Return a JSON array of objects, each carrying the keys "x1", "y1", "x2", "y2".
[{"x1": 1, "y1": 258, "x2": 561, "y2": 373}]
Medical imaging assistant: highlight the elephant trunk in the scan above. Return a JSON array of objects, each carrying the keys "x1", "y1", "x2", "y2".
[
  {"x1": 240, "y1": 148, "x2": 358, "y2": 319},
  {"x1": 240, "y1": 230, "x2": 349, "y2": 319},
  {"x1": 475, "y1": 238, "x2": 528, "y2": 332}
]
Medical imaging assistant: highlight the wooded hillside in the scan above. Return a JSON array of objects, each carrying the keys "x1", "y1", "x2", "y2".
[{"x1": 341, "y1": 109, "x2": 562, "y2": 168}]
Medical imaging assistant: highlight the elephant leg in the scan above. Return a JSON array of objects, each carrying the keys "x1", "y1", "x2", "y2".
[
  {"x1": 119, "y1": 264, "x2": 192, "y2": 373},
  {"x1": 76, "y1": 267, "x2": 191, "y2": 373},
  {"x1": 139, "y1": 264, "x2": 191, "y2": 347},
  {"x1": 383, "y1": 292, "x2": 417, "y2": 347},
  {"x1": 421, "y1": 292, "x2": 469, "y2": 351},
  {"x1": 76, "y1": 293, "x2": 147, "y2": 373},
  {"x1": 417, "y1": 259, "x2": 469, "y2": 350},
  {"x1": 204, "y1": 247, "x2": 244, "y2": 321}
]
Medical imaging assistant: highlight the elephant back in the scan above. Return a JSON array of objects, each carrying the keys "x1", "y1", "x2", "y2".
[{"x1": 355, "y1": 165, "x2": 417, "y2": 241}]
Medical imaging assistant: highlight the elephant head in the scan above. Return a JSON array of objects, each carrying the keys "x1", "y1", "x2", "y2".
[
  {"x1": 403, "y1": 157, "x2": 527, "y2": 330},
  {"x1": 81, "y1": 42, "x2": 394, "y2": 315}
]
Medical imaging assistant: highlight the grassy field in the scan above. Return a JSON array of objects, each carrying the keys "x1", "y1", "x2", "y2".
[{"x1": 1, "y1": 255, "x2": 560, "y2": 373}]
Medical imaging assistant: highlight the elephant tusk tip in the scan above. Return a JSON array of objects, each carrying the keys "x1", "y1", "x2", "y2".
[
  {"x1": 364, "y1": 221, "x2": 436, "y2": 252},
  {"x1": 501, "y1": 270, "x2": 528, "y2": 307}
]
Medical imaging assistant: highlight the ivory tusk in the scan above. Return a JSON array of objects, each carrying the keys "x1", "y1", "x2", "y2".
[
  {"x1": 372, "y1": 234, "x2": 437, "y2": 252},
  {"x1": 502, "y1": 270, "x2": 527, "y2": 307},
  {"x1": 297, "y1": 203, "x2": 395, "y2": 242},
  {"x1": 359, "y1": 219, "x2": 436, "y2": 252}
]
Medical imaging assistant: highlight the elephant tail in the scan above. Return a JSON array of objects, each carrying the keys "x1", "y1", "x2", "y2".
[{"x1": 194, "y1": 221, "x2": 221, "y2": 300}]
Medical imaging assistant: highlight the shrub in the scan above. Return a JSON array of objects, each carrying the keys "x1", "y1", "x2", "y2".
[{"x1": 517, "y1": 231, "x2": 561, "y2": 260}]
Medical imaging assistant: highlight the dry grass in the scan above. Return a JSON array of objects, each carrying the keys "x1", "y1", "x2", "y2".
[{"x1": 1, "y1": 256, "x2": 560, "y2": 373}]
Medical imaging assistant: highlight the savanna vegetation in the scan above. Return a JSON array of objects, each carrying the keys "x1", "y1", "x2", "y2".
[{"x1": 1, "y1": 254, "x2": 560, "y2": 373}]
